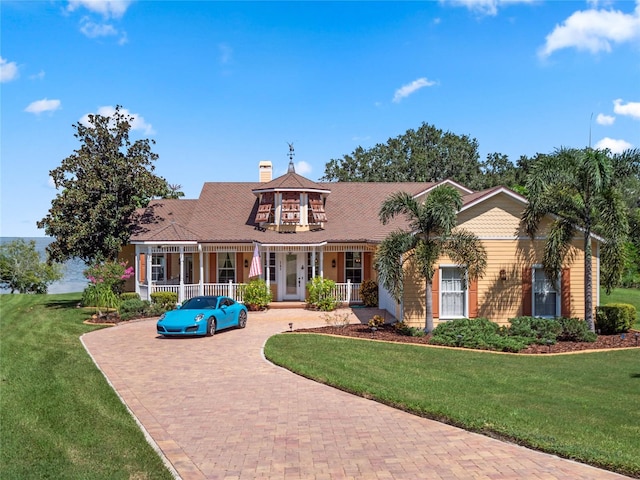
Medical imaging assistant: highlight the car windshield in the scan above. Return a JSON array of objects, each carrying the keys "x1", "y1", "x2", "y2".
[{"x1": 180, "y1": 297, "x2": 218, "y2": 309}]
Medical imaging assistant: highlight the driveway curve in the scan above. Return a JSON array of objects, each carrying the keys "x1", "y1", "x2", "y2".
[{"x1": 82, "y1": 308, "x2": 630, "y2": 480}]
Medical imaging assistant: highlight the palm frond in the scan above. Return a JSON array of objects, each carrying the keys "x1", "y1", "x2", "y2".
[
  {"x1": 542, "y1": 218, "x2": 575, "y2": 288},
  {"x1": 444, "y1": 229, "x2": 488, "y2": 281},
  {"x1": 379, "y1": 191, "x2": 419, "y2": 225},
  {"x1": 373, "y1": 230, "x2": 416, "y2": 302}
]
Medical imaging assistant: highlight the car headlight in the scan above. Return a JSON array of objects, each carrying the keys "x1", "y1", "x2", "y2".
[
  {"x1": 195, "y1": 313, "x2": 204, "y2": 321},
  {"x1": 158, "y1": 313, "x2": 166, "y2": 321}
]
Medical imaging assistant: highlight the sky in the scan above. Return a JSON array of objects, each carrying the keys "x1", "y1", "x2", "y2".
[{"x1": 1, "y1": 0, "x2": 639, "y2": 237}]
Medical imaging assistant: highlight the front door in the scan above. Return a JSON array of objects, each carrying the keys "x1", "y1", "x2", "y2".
[{"x1": 282, "y1": 253, "x2": 305, "y2": 300}]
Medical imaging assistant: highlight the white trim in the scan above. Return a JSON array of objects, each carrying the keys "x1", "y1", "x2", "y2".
[
  {"x1": 460, "y1": 187, "x2": 527, "y2": 213},
  {"x1": 414, "y1": 179, "x2": 474, "y2": 198}
]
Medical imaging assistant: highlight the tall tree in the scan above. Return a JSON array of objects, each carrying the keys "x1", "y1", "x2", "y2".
[
  {"x1": 374, "y1": 185, "x2": 487, "y2": 331},
  {"x1": 322, "y1": 122, "x2": 484, "y2": 187},
  {"x1": 521, "y1": 147, "x2": 628, "y2": 331},
  {"x1": 0, "y1": 239, "x2": 63, "y2": 294},
  {"x1": 37, "y1": 106, "x2": 169, "y2": 264}
]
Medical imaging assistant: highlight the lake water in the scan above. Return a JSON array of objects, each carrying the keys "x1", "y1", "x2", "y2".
[{"x1": 0, "y1": 237, "x2": 87, "y2": 294}]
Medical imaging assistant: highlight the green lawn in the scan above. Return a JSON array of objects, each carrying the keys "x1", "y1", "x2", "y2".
[
  {"x1": 601, "y1": 287, "x2": 640, "y2": 329},
  {"x1": 265, "y1": 334, "x2": 640, "y2": 478},
  {"x1": 0, "y1": 293, "x2": 173, "y2": 480}
]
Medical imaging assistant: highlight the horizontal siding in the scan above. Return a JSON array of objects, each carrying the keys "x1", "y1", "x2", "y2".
[{"x1": 401, "y1": 236, "x2": 598, "y2": 328}]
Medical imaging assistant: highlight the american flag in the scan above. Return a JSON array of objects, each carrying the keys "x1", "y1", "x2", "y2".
[{"x1": 249, "y1": 244, "x2": 262, "y2": 278}]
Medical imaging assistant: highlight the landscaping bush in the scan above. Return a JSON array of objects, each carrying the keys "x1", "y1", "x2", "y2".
[
  {"x1": 431, "y1": 318, "x2": 530, "y2": 353},
  {"x1": 392, "y1": 321, "x2": 425, "y2": 337},
  {"x1": 242, "y1": 278, "x2": 272, "y2": 310},
  {"x1": 306, "y1": 276, "x2": 339, "y2": 311},
  {"x1": 508, "y1": 316, "x2": 562, "y2": 345},
  {"x1": 368, "y1": 314, "x2": 385, "y2": 328},
  {"x1": 556, "y1": 317, "x2": 597, "y2": 342},
  {"x1": 595, "y1": 304, "x2": 637, "y2": 334},
  {"x1": 150, "y1": 291, "x2": 178, "y2": 309},
  {"x1": 119, "y1": 298, "x2": 151, "y2": 320},
  {"x1": 359, "y1": 280, "x2": 379, "y2": 307},
  {"x1": 120, "y1": 292, "x2": 141, "y2": 301}
]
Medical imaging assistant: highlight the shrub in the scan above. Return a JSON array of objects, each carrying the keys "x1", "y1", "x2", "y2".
[
  {"x1": 508, "y1": 316, "x2": 562, "y2": 345},
  {"x1": 150, "y1": 291, "x2": 178, "y2": 309},
  {"x1": 82, "y1": 284, "x2": 120, "y2": 310},
  {"x1": 242, "y1": 278, "x2": 272, "y2": 310},
  {"x1": 306, "y1": 276, "x2": 339, "y2": 311},
  {"x1": 368, "y1": 315, "x2": 385, "y2": 328},
  {"x1": 359, "y1": 280, "x2": 379, "y2": 307},
  {"x1": 595, "y1": 304, "x2": 636, "y2": 334},
  {"x1": 120, "y1": 292, "x2": 140, "y2": 301},
  {"x1": 119, "y1": 298, "x2": 151, "y2": 320},
  {"x1": 557, "y1": 317, "x2": 597, "y2": 342},
  {"x1": 431, "y1": 318, "x2": 530, "y2": 353},
  {"x1": 392, "y1": 321, "x2": 425, "y2": 337}
]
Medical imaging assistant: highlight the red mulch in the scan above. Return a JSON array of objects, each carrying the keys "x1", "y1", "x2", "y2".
[{"x1": 295, "y1": 323, "x2": 640, "y2": 354}]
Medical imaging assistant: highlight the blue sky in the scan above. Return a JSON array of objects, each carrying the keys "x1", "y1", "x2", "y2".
[{"x1": 1, "y1": 0, "x2": 639, "y2": 237}]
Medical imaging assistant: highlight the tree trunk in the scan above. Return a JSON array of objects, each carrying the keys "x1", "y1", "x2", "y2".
[
  {"x1": 584, "y1": 232, "x2": 594, "y2": 332},
  {"x1": 425, "y1": 277, "x2": 434, "y2": 332}
]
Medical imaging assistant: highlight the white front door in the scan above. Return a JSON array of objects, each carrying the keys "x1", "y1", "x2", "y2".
[{"x1": 281, "y1": 253, "x2": 305, "y2": 300}]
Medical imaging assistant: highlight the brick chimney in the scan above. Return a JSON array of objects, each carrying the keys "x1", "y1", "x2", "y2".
[{"x1": 259, "y1": 161, "x2": 272, "y2": 182}]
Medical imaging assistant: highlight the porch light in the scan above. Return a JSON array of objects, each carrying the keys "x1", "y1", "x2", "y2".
[
  {"x1": 332, "y1": 259, "x2": 336, "y2": 268},
  {"x1": 244, "y1": 259, "x2": 249, "y2": 268},
  {"x1": 499, "y1": 269, "x2": 507, "y2": 281},
  {"x1": 289, "y1": 322, "x2": 293, "y2": 332}
]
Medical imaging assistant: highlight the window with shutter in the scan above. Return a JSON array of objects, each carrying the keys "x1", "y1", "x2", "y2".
[{"x1": 308, "y1": 193, "x2": 327, "y2": 223}]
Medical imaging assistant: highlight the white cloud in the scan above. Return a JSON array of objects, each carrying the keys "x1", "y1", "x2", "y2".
[
  {"x1": 29, "y1": 70, "x2": 46, "y2": 81},
  {"x1": 67, "y1": 0, "x2": 132, "y2": 19},
  {"x1": 539, "y1": 3, "x2": 640, "y2": 57},
  {"x1": 613, "y1": 98, "x2": 640, "y2": 119},
  {"x1": 295, "y1": 161, "x2": 312, "y2": 176},
  {"x1": 80, "y1": 19, "x2": 118, "y2": 38},
  {"x1": 596, "y1": 113, "x2": 615, "y2": 125},
  {"x1": 444, "y1": 0, "x2": 536, "y2": 16},
  {"x1": 25, "y1": 98, "x2": 62, "y2": 115},
  {"x1": 594, "y1": 137, "x2": 633, "y2": 153},
  {"x1": 0, "y1": 56, "x2": 19, "y2": 82},
  {"x1": 393, "y1": 77, "x2": 437, "y2": 103},
  {"x1": 80, "y1": 106, "x2": 155, "y2": 135}
]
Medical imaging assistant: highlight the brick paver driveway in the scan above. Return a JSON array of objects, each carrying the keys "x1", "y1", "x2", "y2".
[{"x1": 82, "y1": 308, "x2": 630, "y2": 480}]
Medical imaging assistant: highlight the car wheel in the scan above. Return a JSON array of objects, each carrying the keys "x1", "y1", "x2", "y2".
[
  {"x1": 206, "y1": 317, "x2": 216, "y2": 337},
  {"x1": 238, "y1": 310, "x2": 247, "y2": 329}
]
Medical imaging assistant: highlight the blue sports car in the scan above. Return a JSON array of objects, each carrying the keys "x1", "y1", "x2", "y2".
[{"x1": 156, "y1": 295, "x2": 248, "y2": 337}]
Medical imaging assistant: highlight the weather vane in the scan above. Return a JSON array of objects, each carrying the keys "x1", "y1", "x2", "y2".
[{"x1": 287, "y1": 142, "x2": 295, "y2": 173}]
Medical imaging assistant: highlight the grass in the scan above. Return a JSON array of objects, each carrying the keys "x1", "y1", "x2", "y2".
[
  {"x1": 601, "y1": 287, "x2": 640, "y2": 329},
  {"x1": 265, "y1": 334, "x2": 640, "y2": 478},
  {"x1": 0, "y1": 293, "x2": 173, "y2": 480}
]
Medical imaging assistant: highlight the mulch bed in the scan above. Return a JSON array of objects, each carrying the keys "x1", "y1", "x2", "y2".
[{"x1": 295, "y1": 323, "x2": 640, "y2": 354}]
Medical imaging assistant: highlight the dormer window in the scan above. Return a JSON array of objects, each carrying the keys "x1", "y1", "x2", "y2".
[
  {"x1": 281, "y1": 192, "x2": 300, "y2": 224},
  {"x1": 308, "y1": 193, "x2": 327, "y2": 223},
  {"x1": 256, "y1": 193, "x2": 274, "y2": 223}
]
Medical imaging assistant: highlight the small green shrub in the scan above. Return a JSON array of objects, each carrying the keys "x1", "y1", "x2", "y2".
[
  {"x1": 150, "y1": 291, "x2": 178, "y2": 309},
  {"x1": 359, "y1": 280, "x2": 379, "y2": 307},
  {"x1": 431, "y1": 318, "x2": 530, "y2": 353},
  {"x1": 368, "y1": 315, "x2": 385, "y2": 328},
  {"x1": 596, "y1": 304, "x2": 636, "y2": 334},
  {"x1": 306, "y1": 276, "x2": 339, "y2": 311},
  {"x1": 242, "y1": 278, "x2": 272, "y2": 310},
  {"x1": 119, "y1": 298, "x2": 151, "y2": 320},
  {"x1": 392, "y1": 321, "x2": 425, "y2": 337},
  {"x1": 557, "y1": 317, "x2": 597, "y2": 342},
  {"x1": 82, "y1": 284, "x2": 120, "y2": 309},
  {"x1": 120, "y1": 292, "x2": 141, "y2": 301},
  {"x1": 508, "y1": 316, "x2": 562, "y2": 345}
]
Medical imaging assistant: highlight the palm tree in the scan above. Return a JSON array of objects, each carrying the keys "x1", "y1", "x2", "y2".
[
  {"x1": 522, "y1": 147, "x2": 628, "y2": 331},
  {"x1": 374, "y1": 185, "x2": 487, "y2": 332}
]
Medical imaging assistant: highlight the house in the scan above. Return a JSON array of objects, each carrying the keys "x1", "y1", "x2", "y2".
[{"x1": 120, "y1": 158, "x2": 600, "y2": 329}]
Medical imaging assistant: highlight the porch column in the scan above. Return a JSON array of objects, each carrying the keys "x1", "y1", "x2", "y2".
[
  {"x1": 134, "y1": 244, "x2": 140, "y2": 297},
  {"x1": 198, "y1": 244, "x2": 204, "y2": 296},
  {"x1": 146, "y1": 245, "x2": 153, "y2": 301},
  {"x1": 319, "y1": 249, "x2": 324, "y2": 278},
  {"x1": 266, "y1": 246, "x2": 270, "y2": 288},
  {"x1": 179, "y1": 246, "x2": 185, "y2": 303}
]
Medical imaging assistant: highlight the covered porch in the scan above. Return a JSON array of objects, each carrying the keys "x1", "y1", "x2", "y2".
[{"x1": 124, "y1": 242, "x2": 375, "y2": 305}]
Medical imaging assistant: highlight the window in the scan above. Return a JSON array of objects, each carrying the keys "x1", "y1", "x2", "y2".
[
  {"x1": 266, "y1": 252, "x2": 276, "y2": 282},
  {"x1": 152, "y1": 255, "x2": 165, "y2": 282},
  {"x1": 345, "y1": 252, "x2": 362, "y2": 283},
  {"x1": 218, "y1": 252, "x2": 235, "y2": 283},
  {"x1": 440, "y1": 267, "x2": 466, "y2": 318},
  {"x1": 307, "y1": 252, "x2": 320, "y2": 280},
  {"x1": 533, "y1": 267, "x2": 558, "y2": 317}
]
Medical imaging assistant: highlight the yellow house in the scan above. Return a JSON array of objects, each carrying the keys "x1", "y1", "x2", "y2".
[{"x1": 121, "y1": 161, "x2": 600, "y2": 327}]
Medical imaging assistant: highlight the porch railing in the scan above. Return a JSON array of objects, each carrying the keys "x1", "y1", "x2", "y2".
[{"x1": 148, "y1": 280, "x2": 361, "y2": 305}]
